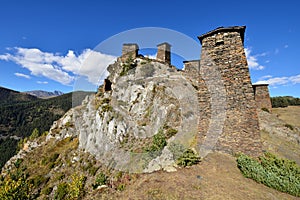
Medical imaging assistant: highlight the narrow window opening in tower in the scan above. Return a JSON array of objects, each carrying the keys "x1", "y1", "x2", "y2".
[
  {"x1": 216, "y1": 33, "x2": 224, "y2": 46},
  {"x1": 216, "y1": 40, "x2": 224, "y2": 46}
]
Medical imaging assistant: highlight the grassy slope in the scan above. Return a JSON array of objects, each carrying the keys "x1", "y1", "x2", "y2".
[
  {"x1": 259, "y1": 106, "x2": 300, "y2": 165},
  {"x1": 272, "y1": 106, "x2": 300, "y2": 127}
]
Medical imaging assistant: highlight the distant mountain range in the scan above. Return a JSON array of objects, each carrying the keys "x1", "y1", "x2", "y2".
[{"x1": 24, "y1": 90, "x2": 64, "y2": 98}]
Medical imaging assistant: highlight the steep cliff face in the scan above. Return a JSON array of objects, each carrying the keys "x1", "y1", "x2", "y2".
[{"x1": 47, "y1": 57, "x2": 199, "y2": 172}]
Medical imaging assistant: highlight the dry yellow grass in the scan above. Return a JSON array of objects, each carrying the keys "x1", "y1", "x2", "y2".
[
  {"x1": 90, "y1": 152, "x2": 299, "y2": 200},
  {"x1": 272, "y1": 106, "x2": 300, "y2": 127}
]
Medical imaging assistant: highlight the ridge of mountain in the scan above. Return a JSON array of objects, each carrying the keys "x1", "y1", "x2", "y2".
[
  {"x1": 0, "y1": 86, "x2": 38, "y2": 105},
  {"x1": 24, "y1": 90, "x2": 64, "y2": 98}
]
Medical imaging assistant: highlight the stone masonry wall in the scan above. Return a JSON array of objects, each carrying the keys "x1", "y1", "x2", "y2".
[
  {"x1": 197, "y1": 26, "x2": 262, "y2": 157},
  {"x1": 182, "y1": 60, "x2": 200, "y2": 89},
  {"x1": 253, "y1": 84, "x2": 272, "y2": 112},
  {"x1": 156, "y1": 42, "x2": 171, "y2": 65},
  {"x1": 121, "y1": 43, "x2": 139, "y2": 62}
]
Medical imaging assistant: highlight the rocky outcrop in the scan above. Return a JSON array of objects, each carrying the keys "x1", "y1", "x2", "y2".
[{"x1": 45, "y1": 58, "x2": 199, "y2": 173}]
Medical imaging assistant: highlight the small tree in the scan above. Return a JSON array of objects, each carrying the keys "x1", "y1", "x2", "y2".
[
  {"x1": 29, "y1": 128, "x2": 39, "y2": 140},
  {"x1": 176, "y1": 149, "x2": 201, "y2": 167}
]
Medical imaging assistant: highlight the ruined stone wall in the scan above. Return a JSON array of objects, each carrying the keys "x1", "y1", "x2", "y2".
[
  {"x1": 182, "y1": 60, "x2": 200, "y2": 89},
  {"x1": 197, "y1": 26, "x2": 262, "y2": 157},
  {"x1": 156, "y1": 43, "x2": 171, "y2": 65},
  {"x1": 121, "y1": 43, "x2": 139, "y2": 62},
  {"x1": 253, "y1": 84, "x2": 272, "y2": 112}
]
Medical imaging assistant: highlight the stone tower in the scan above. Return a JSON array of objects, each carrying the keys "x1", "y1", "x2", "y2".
[
  {"x1": 183, "y1": 60, "x2": 200, "y2": 88},
  {"x1": 253, "y1": 83, "x2": 272, "y2": 112},
  {"x1": 121, "y1": 43, "x2": 139, "y2": 62},
  {"x1": 156, "y1": 42, "x2": 171, "y2": 65},
  {"x1": 197, "y1": 26, "x2": 262, "y2": 156}
]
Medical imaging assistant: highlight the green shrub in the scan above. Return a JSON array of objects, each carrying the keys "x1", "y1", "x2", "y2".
[
  {"x1": 14, "y1": 158, "x2": 23, "y2": 168},
  {"x1": 237, "y1": 152, "x2": 300, "y2": 197},
  {"x1": 48, "y1": 162, "x2": 55, "y2": 169},
  {"x1": 88, "y1": 166, "x2": 99, "y2": 176},
  {"x1": 55, "y1": 173, "x2": 65, "y2": 181},
  {"x1": 54, "y1": 182, "x2": 68, "y2": 200},
  {"x1": 165, "y1": 128, "x2": 178, "y2": 138},
  {"x1": 261, "y1": 107, "x2": 270, "y2": 113},
  {"x1": 49, "y1": 153, "x2": 60, "y2": 163},
  {"x1": 42, "y1": 153, "x2": 60, "y2": 166},
  {"x1": 65, "y1": 122, "x2": 72, "y2": 128},
  {"x1": 101, "y1": 104, "x2": 112, "y2": 112},
  {"x1": 41, "y1": 186, "x2": 53, "y2": 195},
  {"x1": 30, "y1": 174, "x2": 49, "y2": 187},
  {"x1": 145, "y1": 129, "x2": 167, "y2": 157},
  {"x1": 17, "y1": 138, "x2": 27, "y2": 151},
  {"x1": 152, "y1": 130, "x2": 167, "y2": 150},
  {"x1": 176, "y1": 149, "x2": 200, "y2": 167},
  {"x1": 92, "y1": 172, "x2": 108, "y2": 189},
  {"x1": 42, "y1": 131, "x2": 49, "y2": 136},
  {"x1": 68, "y1": 173, "x2": 86, "y2": 199},
  {"x1": 117, "y1": 183, "x2": 126, "y2": 191},
  {"x1": 101, "y1": 98, "x2": 111, "y2": 104},
  {"x1": 120, "y1": 55, "x2": 136, "y2": 76},
  {"x1": 0, "y1": 172, "x2": 34, "y2": 200},
  {"x1": 29, "y1": 128, "x2": 40, "y2": 140}
]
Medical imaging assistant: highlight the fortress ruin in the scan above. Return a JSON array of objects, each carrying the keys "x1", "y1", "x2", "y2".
[{"x1": 117, "y1": 26, "x2": 270, "y2": 156}]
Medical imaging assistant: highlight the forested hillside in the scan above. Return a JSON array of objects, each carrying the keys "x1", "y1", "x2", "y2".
[
  {"x1": 0, "y1": 87, "x2": 93, "y2": 169},
  {"x1": 0, "y1": 86, "x2": 38, "y2": 106},
  {"x1": 271, "y1": 96, "x2": 300, "y2": 108}
]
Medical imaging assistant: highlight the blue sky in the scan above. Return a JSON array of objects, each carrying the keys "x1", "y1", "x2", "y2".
[{"x1": 0, "y1": 0, "x2": 299, "y2": 97}]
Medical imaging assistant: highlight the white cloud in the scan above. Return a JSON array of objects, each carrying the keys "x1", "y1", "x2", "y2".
[
  {"x1": 14, "y1": 72, "x2": 31, "y2": 79},
  {"x1": 145, "y1": 54, "x2": 157, "y2": 59},
  {"x1": 245, "y1": 48, "x2": 266, "y2": 70},
  {"x1": 289, "y1": 74, "x2": 300, "y2": 84},
  {"x1": 255, "y1": 74, "x2": 300, "y2": 86},
  {"x1": 61, "y1": 49, "x2": 116, "y2": 84},
  {"x1": 0, "y1": 47, "x2": 117, "y2": 86},
  {"x1": 259, "y1": 75, "x2": 272, "y2": 80},
  {"x1": 37, "y1": 81, "x2": 48, "y2": 84}
]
